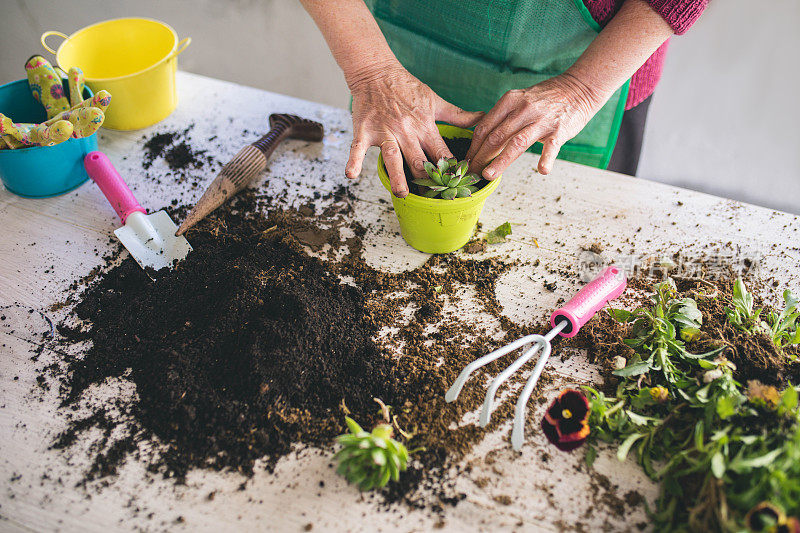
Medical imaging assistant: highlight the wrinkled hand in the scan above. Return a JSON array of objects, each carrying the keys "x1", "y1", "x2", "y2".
[
  {"x1": 347, "y1": 66, "x2": 483, "y2": 197},
  {"x1": 466, "y1": 73, "x2": 607, "y2": 178}
]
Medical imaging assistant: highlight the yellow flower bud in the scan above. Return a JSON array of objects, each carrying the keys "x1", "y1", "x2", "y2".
[{"x1": 649, "y1": 386, "x2": 669, "y2": 403}]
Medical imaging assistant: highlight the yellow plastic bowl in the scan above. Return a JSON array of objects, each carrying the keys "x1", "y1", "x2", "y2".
[
  {"x1": 42, "y1": 18, "x2": 191, "y2": 130},
  {"x1": 378, "y1": 124, "x2": 501, "y2": 254}
]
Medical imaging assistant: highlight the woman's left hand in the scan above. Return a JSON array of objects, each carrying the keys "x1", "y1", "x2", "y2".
[{"x1": 466, "y1": 73, "x2": 608, "y2": 177}]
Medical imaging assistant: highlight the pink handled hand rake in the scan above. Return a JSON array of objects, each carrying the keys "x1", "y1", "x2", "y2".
[{"x1": 445, "y1": 266, "x2": 627, "y2": 450}]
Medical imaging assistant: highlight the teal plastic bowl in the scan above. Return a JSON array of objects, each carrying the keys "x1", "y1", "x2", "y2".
[{"x1": 0, "y1": 79, "x2": 97, "y2": 198}]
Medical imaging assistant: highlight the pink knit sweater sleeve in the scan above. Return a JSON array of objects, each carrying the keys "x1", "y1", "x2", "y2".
[
  {"x1": 582, "y1": 0, "x2": 709, "y2": 108},
  {"x1": 584, "y1": 0, "x2": 708, "y2": 34},
  {"x1": 647, "y1": 0, "x2": 709, "y2": 34}
]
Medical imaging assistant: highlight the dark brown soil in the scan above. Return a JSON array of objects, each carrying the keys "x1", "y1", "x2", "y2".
[
  {"x1": 59, "y1": 201, "x2": 400, "y2": 480},
  {"x1": 443, "y1": 136, "x2": 470, "y2": 161},
  {"x1": 163, "y1": 141, "x2": 207, "y2": 172},
  {"x1": 141, "y1": 125, "x2": 214, "y2": 180},
  {"x1": 142, "y1": 131, "x2": 178, "y2": 169},
  {"x1": 52, "y1": 189, "x2": 540, "y2": 508}
]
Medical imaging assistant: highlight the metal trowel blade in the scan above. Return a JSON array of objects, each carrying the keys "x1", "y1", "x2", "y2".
[{"x1": 114, "y1": 210, "x2": 192, "y2": 272}]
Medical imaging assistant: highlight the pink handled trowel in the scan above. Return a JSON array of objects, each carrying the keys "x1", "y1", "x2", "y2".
[
  {"x1": 84, "y1": 151, "x2": 192, "y2": 271},
  {"x1": 445, "y1": 266, "x2": 627, "y2": 450}
]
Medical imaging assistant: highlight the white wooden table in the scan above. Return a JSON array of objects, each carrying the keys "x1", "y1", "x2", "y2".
[{"x1": 1, "y1": 72, "x2": 798, "y2": 532}]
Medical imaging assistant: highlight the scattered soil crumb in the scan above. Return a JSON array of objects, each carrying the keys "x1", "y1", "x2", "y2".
[
  {"x1": 624, "y1": 490, "x2": 644, "y2": 509},
  {"x1": 493, "y1": 495, "x2": 513, "y2": 505},
  {"x1": 462, "y1": 240, "x2": 486, "y2": 254},
  {"x1": 584, "y1": 242, "x2": 604, "y2": 254},
  {"x1": 141, "y1": 125, "x2": 214, "y2": 182}
]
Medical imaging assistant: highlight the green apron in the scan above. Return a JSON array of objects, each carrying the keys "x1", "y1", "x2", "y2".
[{"x1": 366, "y1": 0, "x2": 629, "y2": 169}]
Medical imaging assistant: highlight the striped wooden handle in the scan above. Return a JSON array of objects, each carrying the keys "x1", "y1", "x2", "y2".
[
  {"x1": 175, "y1": 114, "x2": 324, "y2": 236},
  {"x1": 220, "y1": 144, "x2": 268, "y2": 193}
]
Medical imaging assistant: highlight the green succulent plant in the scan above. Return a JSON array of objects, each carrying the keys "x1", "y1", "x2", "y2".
[
  {"x1": 413, "y1": 157, "x2": 480, "y2": 200},
  {"x1": 334, "y1": 416, "x2": 409, "y2": 491}
]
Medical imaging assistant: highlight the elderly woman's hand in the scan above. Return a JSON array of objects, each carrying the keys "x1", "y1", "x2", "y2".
[
  {"x1": 466, "y1": 73, "x2": 608, "y2": 178},
  {"x1": 347, "y1": 65, "x2": 483, "y2": 197}
]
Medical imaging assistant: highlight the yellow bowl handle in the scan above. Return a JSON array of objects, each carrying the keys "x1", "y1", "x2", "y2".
[
  {"x1": 41, "y1": 31, "x2": 68, "y2": 54},
  {"x1": 171, "y1": 37, "x2": 192, "y2": 58}
]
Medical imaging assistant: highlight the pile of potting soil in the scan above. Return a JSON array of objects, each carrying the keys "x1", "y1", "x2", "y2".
[
  {"x1": 58, "y1": 197, "x2": 400, "y2": 480},
  {"x1": 52, "y1": 191, "x2": 540, "y2": 508}
]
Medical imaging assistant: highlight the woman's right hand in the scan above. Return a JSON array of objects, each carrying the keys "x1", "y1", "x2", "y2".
[{"x1": 346, "y1": 65, "x2": 483, "y2": 198}]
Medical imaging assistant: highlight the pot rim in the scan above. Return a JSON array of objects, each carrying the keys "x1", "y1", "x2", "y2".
[{"x1": 51, "y1": 17, "x2": 182, "y2": 83}]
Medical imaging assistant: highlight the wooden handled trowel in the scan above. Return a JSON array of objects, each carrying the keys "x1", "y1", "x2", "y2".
[
  {"x1": 176, "y1": 113, "x2": 324, "y2": 236},
  {"x1": 85, "y1": 151, "x2": 192, "y2": 271}
]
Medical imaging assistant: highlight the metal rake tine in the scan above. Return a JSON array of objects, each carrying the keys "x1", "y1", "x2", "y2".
[
  {"x1": 444, "y1": 334, "x2": 539, "y2": 403},
  {"x1": 510, "y1": 340, "x2": 553, "y2": 451},
  {"x1": 442, "y1": 266, "x2": 627, "y2": 451},
  {"x1": 478, "y1": 337, "x2": 547, "y2": 427}
]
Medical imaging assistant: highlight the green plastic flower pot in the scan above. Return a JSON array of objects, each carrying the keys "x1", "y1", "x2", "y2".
[{"x1": 377, "y1": 124, "x2": 501, "y2": 254}]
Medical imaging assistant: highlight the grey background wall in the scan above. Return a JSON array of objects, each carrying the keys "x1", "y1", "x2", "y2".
[{"x1": 2, "y1": 0, "x2": 798, "y2": 214}]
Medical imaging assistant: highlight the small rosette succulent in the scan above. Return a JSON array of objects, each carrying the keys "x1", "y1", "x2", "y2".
[
  {"x1": 414, "y1": 157, "x2": 480, "y2": 200},
  {"x1": 334, "y1": 416, "x2": 409, "y2": 491}
]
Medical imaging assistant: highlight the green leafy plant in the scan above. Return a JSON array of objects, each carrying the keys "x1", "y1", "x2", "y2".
[
  {"x1": 726, "y1": 278, "x2": 800, "y2": 353},
  {"x1": 334, "y1": 416, "x2": 410, "y2": 491},
  {"x1": 726, "y1": 278, "x2": 769, "y2": 335},
  {"x1": 585, "y1": 278, "x2": 800, "y2": 531},
  {"x1": 766, "y1": 289, "x2": 800, "y2": 351},
  {"x1": 414, "y1": 158, "x2": 480, "y2": 200},
  {"x1": 609, "y1": 279, "x2": 724, "y2": 383}
]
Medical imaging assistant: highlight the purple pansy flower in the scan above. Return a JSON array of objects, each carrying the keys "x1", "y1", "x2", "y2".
[{"x1": 541, "y1": 389, "x2": 591, "y2": 452}]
